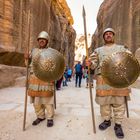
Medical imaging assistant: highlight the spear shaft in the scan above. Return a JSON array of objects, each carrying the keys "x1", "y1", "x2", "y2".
[
  {"x1": 82, "y1": 6, "x2": 96, "y2": 133},
  {"x1": 23, "y1": 1, "x2": 31, "y2": 131},
  {"x1": 54, "y1": 81, "x2": 56, "y2": 109}
]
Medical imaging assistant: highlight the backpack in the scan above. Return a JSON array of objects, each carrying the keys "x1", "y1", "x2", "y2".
[
  {"x1": 75, "y1": 64, "x2": 82, "y2": 73},
  {"x1": 67, "y1": 69, "x2": 72, "y2": 75}
]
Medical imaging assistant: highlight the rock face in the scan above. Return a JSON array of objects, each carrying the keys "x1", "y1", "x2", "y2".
[
  {"x1": 0, "y1": 0, "x2": 75, "y2": 67},
  {"x1": 75, "y1": 34, "x2": 92, "y2": 62},
  {"x1": 0, "y1": 0, "x2": 76, "y2": 88},
  {"x1": 0, "y1": 64, "x2": 26, "y2": 88},
  {"x1": 91, "y1": 0, "x2": 140, "y2": 53}
]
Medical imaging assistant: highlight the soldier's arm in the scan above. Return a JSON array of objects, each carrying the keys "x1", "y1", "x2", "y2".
[
  {"x1": 124, "y1": 45, "x2": 132, "y2": 54},
  {"x1": 24, "y1": 51, "x2": 32, "y2": 66},
  {"x1": 89, "y1": 51, "x2": 99, "y2": 69}
]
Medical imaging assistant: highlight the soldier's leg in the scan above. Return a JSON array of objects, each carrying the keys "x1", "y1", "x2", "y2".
[
  {"x1": 113, "y1": 104, "x2": 125, "y2": 125},
  {"x1": 100, "y1": 104, "x2": 112, "y2": 121},
  {"x1": 113, "y1": 104, "x2": 125, "y2": 138},
  {"x1": 99, "y1": 104, "x2": 111, "y2": 130},
  {"x1": 45, "y1": 104, "x2": 54, "y2": 127},
  {"x1": 32, "y1": 104, "x2": 46, "y2": 125}
]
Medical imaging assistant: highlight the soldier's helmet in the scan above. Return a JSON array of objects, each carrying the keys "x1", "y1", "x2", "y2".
[
  {"x1": 103, "y1": 28, "x2": 115, "y2": 38},
  {"x1": 37, "y1": 31, "x2": 49, "y2": 41}
]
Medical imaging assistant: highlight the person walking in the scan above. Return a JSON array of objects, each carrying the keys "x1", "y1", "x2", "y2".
[
  {"x1": 67, "y1": 67, "x2": 72, "y2": 81},
  {"x1": 63, "y1": 69, "x2": 68, "y2": 86},
  {"x1": 74, "y1": 61, "x2": 83, "y2": 87},
  {"x1": 56, "y1": 76, "x2": 63, "y2": 90}
]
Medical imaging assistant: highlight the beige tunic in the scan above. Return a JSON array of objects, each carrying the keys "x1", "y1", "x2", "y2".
[
  {"x1": 28, "y1": 46, "x2": 54, "y2": 105},
  {"x1": 30, "y1": 96, "x2": 54, "y2": 105},
  {"x1": 95, "y1": 95, "x2": 130, "y2": 105},
  {"x1": 90, "y1": 44, "x2": 131, "y2": 105}
]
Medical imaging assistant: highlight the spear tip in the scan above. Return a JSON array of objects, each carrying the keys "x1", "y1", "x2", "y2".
[{"x1": 82, "y1": 5, "x2": 86, "y2": 16}]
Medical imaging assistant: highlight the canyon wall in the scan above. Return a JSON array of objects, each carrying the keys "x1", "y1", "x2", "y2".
[
  {"x1": 92, "y1": 0, "x2": 140, "y2": 54},
  {"x1": 0, "y1": 0, "x2": 76, "y2": 67},
  {"x1": 0, "y1": 0, "x2": 76, "y2": 88}
]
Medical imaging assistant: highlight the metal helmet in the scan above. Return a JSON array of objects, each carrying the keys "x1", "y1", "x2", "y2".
[
  {"x1": 37, "y1": 31, "x2": 49, "y2": 41},
  {"x1": 103, "y1": 28, "x2": 115, "y2": 38}
]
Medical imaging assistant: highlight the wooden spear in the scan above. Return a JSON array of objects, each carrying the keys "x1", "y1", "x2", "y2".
[
  {"x1": 54, "y1": 81, "x2": 57, "y2": 109},
  {"x1": 125, "y1": 96, "x2": 129, "y2": 118},
  {"x1": 82, "y1": 6, "x2": 96, "y2": 133},
  {"x1": 23, "y1": 1, "x2": 31, "y2": 131}
]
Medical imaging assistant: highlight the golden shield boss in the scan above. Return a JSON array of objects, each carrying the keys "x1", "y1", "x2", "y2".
[
  {"x1": 32, "y1": 48, "x2": 65, "y2": 82},
  {"x1": 101, "y1": 52, "x2": 140, "y2": 88}
]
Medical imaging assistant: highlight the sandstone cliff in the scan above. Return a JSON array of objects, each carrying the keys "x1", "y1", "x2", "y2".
[
  {"x1": 0, "y1": 0, "x2": 75, "y2": 67},
  {"x1": 75, "y1": 34, "x2": 92, "y2": 62},
  {"x1": 91, "y1": 0, "x2": 140, "y2": 53},
  {"x1": 0, "y1": 0, "x2": 76, "y2": 88}
]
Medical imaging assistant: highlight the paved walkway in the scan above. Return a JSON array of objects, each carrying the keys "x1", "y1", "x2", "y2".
[{"x1": 0, "y1": 79, "x2": 140, "y2": 140}]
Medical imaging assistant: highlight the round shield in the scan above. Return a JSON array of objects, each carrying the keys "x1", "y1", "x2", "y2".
[
  {"x1": 32, "y1": 48, "x2": 65, "y2": 82},
  {"x1": 101, "y1": 52, "x2": 140, "y2": 88}
]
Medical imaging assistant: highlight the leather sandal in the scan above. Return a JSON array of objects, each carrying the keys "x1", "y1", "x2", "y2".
[
  {"x1": 32, "y1": 118, "x2": 46, "y2": 126},
  {"x1": 47, "y1": 119, "x2": 54, "y2": 127},
  {"x1": 114, "y1": 124, "x2": 124, "y2": 139},
  {"x1": 99, "y1": 120, "x2": 111, "y2": 130}
]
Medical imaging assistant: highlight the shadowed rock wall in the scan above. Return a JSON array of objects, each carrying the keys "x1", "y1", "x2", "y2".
[
  {"x1": 0, "y1": 0, "x2": 76, "y2": 88},
  {"x1": 0, "y1": 0, "x2": 76, "y2": 67},
  {"x1": 0, "y1": 0, "x2": 14, "y2": 51},
  {"x1": 91, "y1": 0, "x2": 140, "y2": 53}
]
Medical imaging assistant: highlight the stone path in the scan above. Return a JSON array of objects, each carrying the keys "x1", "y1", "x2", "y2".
[{"x1": 0, "y1": 79, "x2": 140, "y2": 140}]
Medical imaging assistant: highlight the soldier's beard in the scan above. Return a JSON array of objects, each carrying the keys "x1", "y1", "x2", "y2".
[
  {"x1": 39, "y1": 42, "x2": 48, "y2": 48},
  {"x1": 104, "y1": 39, "x2": 114, "y2": 44}
]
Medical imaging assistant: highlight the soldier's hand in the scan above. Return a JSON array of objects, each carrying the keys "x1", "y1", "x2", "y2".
[
  {"x1": 85, "y1": 58, "x2": 92, "y2": 66},
  {"x1": 89, "y1": 52, "x2": 99, "y2": 69},
  {"x1": 90, "y1": 52, "x2": 98, "y2": 60},
  {"x1": 24, "y1": 53, "x2": 30, "y2": 60}
]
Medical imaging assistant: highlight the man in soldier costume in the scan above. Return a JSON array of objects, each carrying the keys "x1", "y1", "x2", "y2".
[
  {"x1": 25, "y1": 31, "x2": 54, "y2": 127},
  {"x1": 87, "y1": 28, "x2": 131, "y2": 139}
]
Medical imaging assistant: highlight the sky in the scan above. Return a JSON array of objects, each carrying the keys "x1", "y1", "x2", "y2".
[{"x1": 66, "y1": 0, "x2": 104, "y2": 35}]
